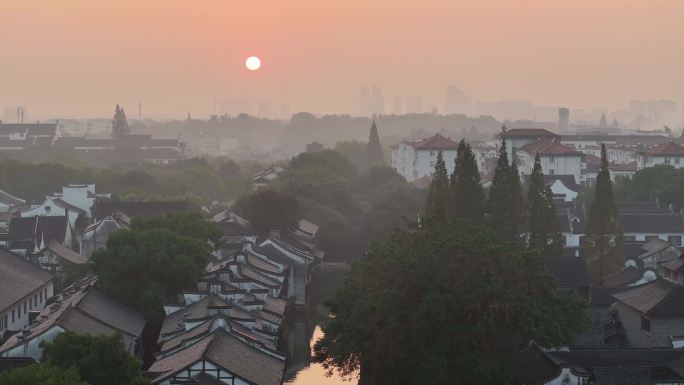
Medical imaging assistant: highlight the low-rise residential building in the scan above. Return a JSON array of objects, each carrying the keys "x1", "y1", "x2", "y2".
[
  {"x1": 148, "y1": 328, "x2": 285, "y2": 385},
  {"x1": 390, "y1": 134, "x2": 459, "y2": 182},
  {"x1": 638, "y1": 141, "x2": 684, "y2": 170},
  {"x1": 30, "y1": 240, "x2": 89, "y2": 282},
  {"x1": 0, "y1": 248, "x2": 54, "y2": 337},
  {"x1": 515, "y1": 139, "x2": 585, "y2": 184},
  {"x1": 502, "y1": 128, "x2": 560, "y2": 164},
  {"x1": 612, "y1": 279, "x2": 684, "y2": 348},
  {"x1": 77, "y1": 210, "x2": 130, "y2": 257},
  {"x1": 7, "y1": 216, "x2": 72, "y2": 255},
  {"x1": 253, "y1": 166, "x2": 284, "y2": 190},
  {"x1": 0, "y1": 278, "x2": 145, "y2": 360}
]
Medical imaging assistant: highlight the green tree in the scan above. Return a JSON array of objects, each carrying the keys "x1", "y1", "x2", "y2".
[
  {"x1": 366, "y1": 121, "x2": 385, "y2": 168},
  {"x1": 0, "y1": 364, "x2": 87, "y2": 385},
  {"x1": 583, "y1": 144, "x2": 623, "y2": 283},
  {"x1": 131, "y1": 212, "x2": 223, "y2": 249},
  {"x1": 238, "y1": 188, "x2": 302, "y2": 234},
  {"x1": 425, "y1": 151, "x2": 449, "y2": 221},
  {"x1": 450, "y1": 139, "x2": 484, "y2": 222},
  {"x1": 112, "y1": 104, "x2": 130, "y2": 137},
  {"x1": 313, "y1": 222, "x2": 587, "y2": 385},
  {"x1": 41, "y1": 332, "x2": 148, "y2": 385},
  {"x1": 526, "y1": 154, "x2": 562, "y2": 256},
  {"x1": 92, "y1": 228, "x2": 210, "y2": 318},
  {"x1": 488, "y1": 133, "x2": 524, "y2": 242}
]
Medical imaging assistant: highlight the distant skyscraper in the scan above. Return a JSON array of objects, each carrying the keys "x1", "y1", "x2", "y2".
[
  {"x1": 257, "y1": 101, "x2": 272, "y2": 118},
  {"x1": 359, "y1": 85, "x2": 385, "y2": 117},
  {"x1": 392, "y1": 97, "x2": 403, "y2": 115},
  {"x1": 406, "y1": 96, "x2": 424, "y2": 114},
  {"x1": 222, "y1": 100, "x2": 254, "y2": 116},
  {"x1": 445, "y1": 85, "x2": 471, "y2": 115},
  {"x1": 557, "y1": 107, "x2": 570, "y2": 132}
]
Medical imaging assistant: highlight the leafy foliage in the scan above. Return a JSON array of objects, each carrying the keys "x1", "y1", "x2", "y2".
[
  {"x1": 92, "y1": 226, "x2": 211, "y2": 318},
  {"x1": 366, "y1": 121, "x2": 385, "y2": 168},
  {"x1": 0, "y1": 156, "x2": 255, "y2": 204},
  {"x1": 131, "y1": 212, "x2": 223, "y2": 249},
  {"x1": 313, "y1": 221, "x2": 588, "y2": 385},
  {"x1": 237, "y1": 188, "x2": 302, "y2": 234},
  {"x1": 614, "y1": 164, "x2": 684, "y2": 209},
  {"x1": 41, "y1": 332, "x2": 148, "y2": 385},
  {"x1": 0, "y1": 364, "x2": 87, "y2": 385}
]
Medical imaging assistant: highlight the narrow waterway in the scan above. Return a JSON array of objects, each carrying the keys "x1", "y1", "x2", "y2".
[{"x1": 283, "y1": 269, "x2": 358, "y2": 385}]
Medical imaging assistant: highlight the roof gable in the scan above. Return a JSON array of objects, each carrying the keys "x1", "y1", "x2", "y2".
[{"x1": 408, "y1": 134, "x2": 459, "y2": 150}]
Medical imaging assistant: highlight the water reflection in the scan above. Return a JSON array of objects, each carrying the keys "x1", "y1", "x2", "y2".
[{"x1": 284, "y1": 269, "x2": 358, "y2": 385}]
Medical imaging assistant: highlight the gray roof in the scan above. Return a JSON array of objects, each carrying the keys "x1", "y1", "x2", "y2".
[
  {"x1": 619, "y1": 213, "x2": 684, "y2": 233},
  {"x1": 149, "y1": 329, "x2": 284, "y2": 385},
  {"x1": 0, "y1": 189, "x2": 25, "y2": 206},
  {"x1": 612, "y1": 279, "x2": 684, "y2": 316},
  {"x1": 0, "y1": 248, "x2": 54, "y2": 310}
]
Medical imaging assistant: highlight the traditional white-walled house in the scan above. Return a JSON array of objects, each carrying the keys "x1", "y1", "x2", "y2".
[
  {"x1": 515, "y1": 139, "x2": 585, "y2": 184},
  {"x1": 7, "y1": 216, "x2": 72, "y2": 255},
  {"x1": 502, "y1": 128, "x2": 560, "y2": 164},
  {"x1": 77, "y1": 210, "x2": 130, "y2": 257},
  {"x1": 390, "y1": 134, "x2": 459, "y2": 182},
  {"x1": 542, "y1": 175, "x2": 582, "y2": 202},
  {"x1": 0, "y1": 248, "x2": 54, "y2": 338},
  {"x1": 611, "y1": 279, "x2": 684, "y2": 348},
  {"x1": 514, "y1": 344, "x2": 684, "y2": 384},
  {"x1": 253, "y1": 166, "x2": 284, "y2": 190},
  {"x1": 638, "y1": 141, "x2": 684, "y2": 170},
  {"x1": 21, "y1": 196, "x2": 85, "y2": 230},
  {"x1": 148, "y1": 328, "x2": 285, "y2": 385},
  {"x1": 0, "y1": 189, "x2": 25, "y2": 213},
  {"x1": 31, "y1": 240, "x2": 89, "y2": 281},
  {"x1": 0, "y1": 279, "x2": 145, "y2": 360},
  {"x1": 619, "y1": 212, "x2": 684, "y2": 246}
]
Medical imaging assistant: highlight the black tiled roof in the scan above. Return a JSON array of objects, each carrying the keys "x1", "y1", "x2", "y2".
[
  {"x1": 0, "y1": 248, "x2": 54, "y2": 310},
  {"x1": 619, "y1": 213, "x2": 684, "y2": 233},
  {"x1": 545, "y1": 257, "x2": 591, "y2": 289}
]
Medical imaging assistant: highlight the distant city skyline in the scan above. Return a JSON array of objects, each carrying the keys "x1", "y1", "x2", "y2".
[{"x1": 1, "y1": 1, "x2": 683, "y2": 120}]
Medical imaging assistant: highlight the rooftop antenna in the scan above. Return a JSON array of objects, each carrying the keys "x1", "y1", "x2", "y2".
[{"x1": 138, "y1": 101, "x2": 142, "y2": 120}]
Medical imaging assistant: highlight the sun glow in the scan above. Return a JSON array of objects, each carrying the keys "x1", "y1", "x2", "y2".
[{"x1": 245, "y1": 56, "x2": 261, "y2": 71}]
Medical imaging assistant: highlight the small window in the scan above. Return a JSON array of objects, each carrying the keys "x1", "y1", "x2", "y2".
[
  {"x1": 549, "y1": 156, "x2": 555, "y2": 163},
  {"x1": 676, "y1": 158, "x2": 681, "y2": 165},
  {"x1": 641, "y1": 316, "x2": 651, "y2": 333},
  {"x1": 11, "y1": 310, "x2": 15, "y2": 323},
  {"x1": 645, "y1": 235, "x2": 659, "y2": 241},
  {"x1": 624, "y1": 236, "x2": 636, "y2": 242},
  {"x1": 669, "y1": 236, "x2": 682, "y2": 246},
  {"x1": 23, "y1": 302, "x2": 27, "y2": 314},
  {"x1": 665, "y1": 158, "x2": 671, "y2": 164},
  {"x1": 549, "y1": 169, "x2": 555, "y2": 175}
]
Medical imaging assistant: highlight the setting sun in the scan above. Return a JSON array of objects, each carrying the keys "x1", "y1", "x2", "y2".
[{"x1": 245, "y1": 56, "x2": 261, "y2": 71}]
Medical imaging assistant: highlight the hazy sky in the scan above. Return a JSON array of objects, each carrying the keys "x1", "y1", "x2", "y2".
[{"x1": 1, "y1": 0, "x2": 683, "y2": 119}]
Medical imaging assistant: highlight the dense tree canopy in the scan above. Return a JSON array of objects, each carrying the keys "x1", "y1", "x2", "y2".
[
  {"x1": 314, "y1": 221, "x2": 587, "y2": 385},
  {"x1": 425, "y1": 151, "x2": 449, "y2": 221},
  {"x1": 41, "y1": 332, "x2": 148, "y2": 385},
  {"x1": 0, "y1": 364, "x2": 87, "y2": 385},
  {"x1": 613, "y1": 164, "x2": 684, "y2": 209},
  {"x1": 92, "y1": 226, "x2": 211, "y2": 318},
  {"x1": 131, "y1": 212, "x2": 223, "y2": 249},
  {"x1": 237, "y1": 188, "x2": 302, "y2": 234}
]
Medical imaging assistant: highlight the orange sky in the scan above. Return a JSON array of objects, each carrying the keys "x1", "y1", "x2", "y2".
[{"x1": 1, "y1": 0, "x2": 683, "y2": 119}]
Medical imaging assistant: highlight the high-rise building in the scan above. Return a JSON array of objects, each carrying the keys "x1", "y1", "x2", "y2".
[
  {"x1": 392, "y1": 97, "x2": 403, "y2": 115},
  {"x1": 445, "y1": 85, "x2": 471, "y2": 115},
  {"x1": 557, "y1": 107, "x2": 570, "y2": 132},
  {"x1": 359, "y1": 85, "x2": 385, "y2": 117},
  {"x1": 405, "y1": 96, "x2": 424, "y2": 114}
]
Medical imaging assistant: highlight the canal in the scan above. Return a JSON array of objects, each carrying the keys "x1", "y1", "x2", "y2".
[{"x1": 283, "y1": 269, "x2": 358, "y2": 385}]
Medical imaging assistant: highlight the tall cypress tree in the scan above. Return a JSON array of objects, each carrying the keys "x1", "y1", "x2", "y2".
[
  {"x1": 488, "y1": 132, "x2": 524, "y2": 242},
  {"x1": 111, "y1": 104, "x2": 130, "y2": 137},
  {"x1": 425, "y1": 151, "x2": 449, "y2": 222},
  {"x1": 450, "y1": 139, "x2": 484, "y2": 222},
  {"x1": 584, "y1": 144, "x2": 623, "y2": 283},
  {"x1": 366, "y1": 121, "x2": 385, "y2": 167},
  {"x1": 527, "y1": 153, "x2": 563, "y2": 256}
]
